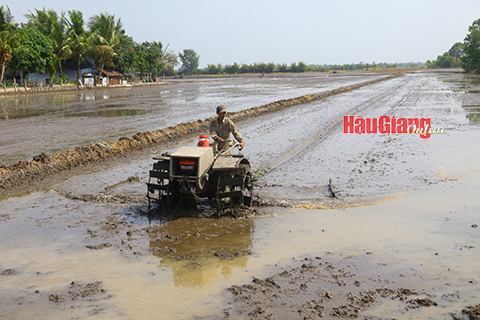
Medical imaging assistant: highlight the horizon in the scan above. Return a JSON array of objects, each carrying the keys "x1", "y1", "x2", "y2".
[{"x1": 5, "y1": 0, "x2": 480, "y2": 68}]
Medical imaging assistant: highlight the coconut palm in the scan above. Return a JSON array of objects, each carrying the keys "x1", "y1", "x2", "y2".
[
  {"x1": 66, "y1": 10, "x2": 90, "y2": 83},
  {"x1": 0, "y1": 5, "x2": 15, "y2": 32},
  {"x1": 0, "y1": 6, "x2": 19, "y2": 85},
  {"x1": 87, "y1": 13, "x2": 123, "y2": 83},
  {"x1": 0, "y1": 31, "x2": 20, "y2": 85}
]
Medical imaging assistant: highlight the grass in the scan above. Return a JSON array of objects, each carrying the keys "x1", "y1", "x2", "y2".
[{"x1": 252, "y1": 162, "x2": 265, "y2": 182}]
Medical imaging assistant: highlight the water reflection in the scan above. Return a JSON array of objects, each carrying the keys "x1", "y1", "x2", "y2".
[
  {"x1": 0, "y1": 104, "x2": 145, "y2": 119},
  {"x1": 0, "y1": 93, "x2": 78, "y2": 107},
  {"x1": 148, "y1": 217, "x2": 254, "y2": 287},
  {"x1": 439, "y1": 73, "x2": 480, "y2": 93},
  {"x1": 463, "y1": 105, "x2": 480, "y2": 124},
  {"x1": 70, "y1": 108, "x2": 147, "y2": 117},
  {"x1": 438, "y1": 73, "x2": 480, "y2": 125},
  {"x1": 0, "y1": 91, "x2": 131, "y2": 119}
]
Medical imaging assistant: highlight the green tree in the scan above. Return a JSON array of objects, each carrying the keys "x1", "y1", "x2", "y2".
[
  {"x1": 265, "y1": 62, "x2": 276, "y2": 73},
  {"x1": 65, "y1": 10, "x2": 90, "y2": 82},
  {"x1": 297, "y1": 61, "x2": 308, "y2": 73},
  {"x1": 0, "y1": 5, "x2": 16, "y2": 32},
  {"x1": 179, "y1": 49, "x2": 199, "y2": 74},
  {"x1": 0, "y1": 31, "x2": 20, "y2": 84},
  {"x1": 436, "y1": 53, "x2": 456, "y2": 68},
  {"x1": 448, "y1": 42, "x2": 464, "y2": 60},
  {"x1": 255, "y1": 62, "x2": 267, "y2": 73},
  {"x1": 206, "y1": 63, "x2": 222, "y2": 74},
  {"x1": 144, "y1": 41, "x2": 177, "y2": 77},
  {"x1": 461, "y1": 19, "x2": 480, "y2": 72},
  {"x1": 224, "y1": 62, "x2": 239, "y2": 74},
  {"x1": 114, "y1": 33, "x2": 136, "y2": 74},
  {"x1": 239, "y1": 63, "x2": 251, "y2": 73},
  {"x1": 289, "y1": 62, "x2": 298, "y2": 72},
  {"x1": 115, "y1": 39, "x2": 176, "y2": 78},
  {"x1": 427, "y1": 51, "x2": 460, "y2": 69},
  {"x1": 11, "y1": 26, "x2": 54, "y2": 76},
  {"x1": 276, "y1": 63, "x2": 288, "y2": 72},
  {"x1": 0, "y1": 5, "x2": 19, "y2": 84},
  {"x1": 162, "y1": 64, "x2": 175, "y2": 76},
  {"x1": 87, "y1": 12, "x2": 123, "y2": 83},
  {"x1": 25, "y1": 9, "x2": 70, "y2": 80}
]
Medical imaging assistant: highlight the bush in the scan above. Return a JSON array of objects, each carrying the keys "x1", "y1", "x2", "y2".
[{"x1": 52, "y1": 73, "x2": 69, "y2": 85}]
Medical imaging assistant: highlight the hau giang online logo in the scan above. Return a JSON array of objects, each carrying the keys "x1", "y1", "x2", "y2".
[{"x1": 343, "y1": 115, "x2": 446, "y2": 139}]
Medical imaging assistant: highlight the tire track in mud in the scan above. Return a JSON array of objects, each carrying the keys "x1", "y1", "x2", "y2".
[
  {"x1": 260, "y1": 76, "x2": 413, "y2": 175},
  {"x1": 253, "y1": 73, "x2": 443, "y2": 209},
  {"x1": 0, "y1": 74, "x2": 401, "y2": 196}
]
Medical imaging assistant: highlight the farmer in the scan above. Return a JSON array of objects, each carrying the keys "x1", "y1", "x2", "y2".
[{"x1": 209, "y1": 105, "x2": 245, "y2": 151}]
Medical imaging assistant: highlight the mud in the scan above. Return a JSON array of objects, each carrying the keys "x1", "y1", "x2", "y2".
[
  {"x1": 48, "y1": 280, "x2": 106, "y2": 303},
  {"x1": 1, "y1": 70, "x2": 480, "y2": 320},
  {"x1": 458, "y1": 305, "x2": 480, "y2": 320},
  {"x1": 1, "y1": 72, "x2": 394, "y2": 167},
  {"x1": 225, "y1": 256, "x2": 438, "y2": 319},
  {"x1": 0, "y1": 73, "x2": 397, "y2": 196}
]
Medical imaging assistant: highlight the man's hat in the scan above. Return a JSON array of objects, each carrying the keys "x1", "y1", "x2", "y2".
[{"x1": 216, "y1": 105, "x2": 227, "y2": 113}]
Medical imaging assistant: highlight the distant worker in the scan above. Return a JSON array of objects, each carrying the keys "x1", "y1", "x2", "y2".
[{"x1": 209, "y1": 105, "x2": 245, "y2": 152}]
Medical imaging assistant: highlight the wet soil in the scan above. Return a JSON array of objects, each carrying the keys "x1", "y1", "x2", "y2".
[
  {"x1": 226, "y1": 257, "x2": 438, "y2": 319},
  {"x1": 0, "y1": 72, "x2": 388, "y2": 166},
  {"x1": 0, "y1": 72, "x2": 395, "y2": 199},
  {"x1": 1, "y1": 70, "x2": 480, "y2": 319}
]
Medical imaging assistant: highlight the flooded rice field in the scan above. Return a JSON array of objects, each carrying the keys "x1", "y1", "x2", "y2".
[
  {"x1": 1, "y1": 70, "x2": 480, "y2": 319},
  {"x1": 0, "y1": 72, "x2": 386, "y2": 166}
]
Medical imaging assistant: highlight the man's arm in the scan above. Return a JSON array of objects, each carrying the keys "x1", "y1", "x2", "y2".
[
  {"x1": 228, "y1": 120, "x2": 245, "y2": 150},
  {"x1": 209, "y1": 120, "x2": 222, "y2": 141}
]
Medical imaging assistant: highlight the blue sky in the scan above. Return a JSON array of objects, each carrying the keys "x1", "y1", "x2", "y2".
[{"x1": 7, "y1": 0, "x2": 480, "y2": 67}]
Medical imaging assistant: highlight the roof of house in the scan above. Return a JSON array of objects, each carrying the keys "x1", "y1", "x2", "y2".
[{"x1": 101, "y1": 70, "x2": 124, "y2": 77}]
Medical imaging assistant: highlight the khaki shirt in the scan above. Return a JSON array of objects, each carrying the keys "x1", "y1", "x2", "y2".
[{"x1": 209, "y1": 117, "x2": 244, "y2": 150}]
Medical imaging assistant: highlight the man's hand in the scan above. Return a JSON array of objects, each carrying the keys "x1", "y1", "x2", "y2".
[
  {"x1": 239, "y1": 142, "x2": 245, "y2": 151},
  {"x1": 216, "y1": 137, "x2": 224, "y2": 142}
]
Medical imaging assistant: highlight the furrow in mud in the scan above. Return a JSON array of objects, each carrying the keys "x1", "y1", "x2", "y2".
[
  {"x1": 251, "y1": 73, "x2": 454, "y2": 208},
  {"x1": 0, "y1": 74, "x2": 400, "y2": 192},
  {"x1": 261, "y1": 77, "x2": 410, "y2": 174}
]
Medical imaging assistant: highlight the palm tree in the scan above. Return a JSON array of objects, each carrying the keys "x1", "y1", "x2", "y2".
[
  {"x1": 0, "y1": 31, "x2": 20, "y2": 85},
  {"x1": 0, "y1": 5, "x2": 16, "y2": 32},
  {"x1": 0, "y1": 6, "x2": 19, "y2": 85},
  {"x1": 25, "y1": 9, "x2": 70, "y2": 81},
  {"x1": 87, "y1": 13, "x2": 123, "y2": 84},
  {"x1": 66, "y1": 10, "x2": 90, "y2": 83}
]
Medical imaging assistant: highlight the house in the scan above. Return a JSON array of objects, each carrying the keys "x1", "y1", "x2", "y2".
[
  {"x1": 100, "y1": 70, "x2": 124, "y2": 85},
  {"x1": 81, "y1": 69, "x2": 125, "y2": 86},
  {"x1": 81, "y1": 73, "x2": 95, "y2": 86}
]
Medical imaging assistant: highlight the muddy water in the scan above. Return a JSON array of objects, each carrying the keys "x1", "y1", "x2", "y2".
[
  {"x1": 1, "y1": 70, "x2": 480, "y2": 319},
  {"x1": 0, "y1": 73, "x2": 384, "y2": 166}
]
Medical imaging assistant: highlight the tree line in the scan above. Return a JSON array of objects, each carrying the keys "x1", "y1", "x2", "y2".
[
  {"x1": 199, "y1": 61, "x2": 423, "y2": 75},
  {"x1": 0, "y1": 6, "x2": 195, "y2": 85},
  {"x1": 427, "y1": 18, "x2": 480, "y2": 71}
]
